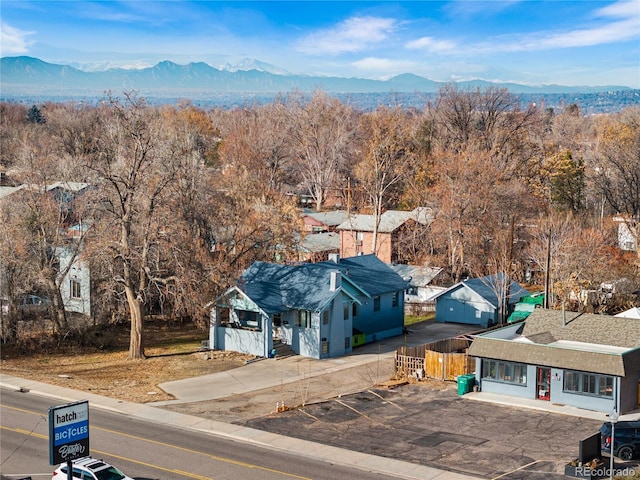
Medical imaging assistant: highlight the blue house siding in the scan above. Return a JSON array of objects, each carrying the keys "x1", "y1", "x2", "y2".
[
  {"x1": 434, "y1": 274, "x2": 529, "y2": 327},
  {"x1": 435, "y1": 290, "x2": 496, "y2": 327},
  {"x1": 215, "y1": 326, "x2": 270, "y2": 357},
  {"x1": 475, "y1": 359, "x2": 617, "y2": 413},
  {"x1": 298, "y1": 312, "x2": 321, "y2": 358},
  {"x1": 320, "y1": 300, "x2": 353, "y2": 358},
  {"x1": 210, "y1": 254, "x2": 408, "y2": 360},
  {"x1": 354, "y1": 291, "x2": 404, "y2": 337}
]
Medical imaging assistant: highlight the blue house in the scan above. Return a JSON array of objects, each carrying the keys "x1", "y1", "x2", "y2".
[
  {"x1": 432, "y1": 274, "x2": 530, "y2": 328},
  {"x1": 209, "y1": 254, "x2": 408, "y2": 359}
]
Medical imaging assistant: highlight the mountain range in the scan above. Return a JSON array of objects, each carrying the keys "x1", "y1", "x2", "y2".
[{"x1": 1, "y1": 56, "x2": 633, "y2": 98}]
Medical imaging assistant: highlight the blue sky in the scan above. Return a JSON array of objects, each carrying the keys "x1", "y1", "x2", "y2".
[{"x1": 1, "y1": 1, "x2": 639, "y2": 87}]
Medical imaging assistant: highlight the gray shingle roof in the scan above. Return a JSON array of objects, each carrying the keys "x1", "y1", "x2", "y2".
[
  {"x1": 468, "y1": 336, "x2": 635, "y2": 376},
  {"x1": 433, "y1": 274, "x2": 530, "y2": 307},
  {"x1": 468, "y1": 309, "x2": 640, "y2": 376},
  {"x1": 332, "y1": 254, "x2": 409, "y2": 296},
  {"x1": 238, "y1": 254, "x2": 408, "y2": 314},
  {"x1": 522, "y1": 309, "x2": 640, "y2": 348},
  {"x1": 304, "y1": 210, "x2": 349, "y2": 227},
  {"x1": 300, "y1": 232, "x2": 340, "y2": 253},
  {"x1": 336, "y1": 207, "x2": 433, "y2": 233},
  {"x1": 389, "y1": 264, "x2": 443, "y2": 287}
]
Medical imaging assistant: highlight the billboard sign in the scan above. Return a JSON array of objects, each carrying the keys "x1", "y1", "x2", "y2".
[{"x1": 48, "y1": 400, "x2": 89, "y2": 465}]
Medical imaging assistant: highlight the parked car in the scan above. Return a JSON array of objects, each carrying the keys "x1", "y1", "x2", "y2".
[
  {"x1": 18, "y1": 294, "x2": 49, "y2": 317},
  {"x1": 52, "y1": 457, "x2": 133, "y2": 480},
  {"x1": 600, "y1": 420, "x2": 640, "y2": 460}
]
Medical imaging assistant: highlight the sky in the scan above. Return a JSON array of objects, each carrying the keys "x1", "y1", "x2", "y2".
[{"x1": 1, "y1": 1, "x2": 639, "y2": 88}]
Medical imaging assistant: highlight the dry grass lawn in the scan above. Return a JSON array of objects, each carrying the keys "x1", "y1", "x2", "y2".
[{"x1": 1, "y1": 318, "x2": 253, "y2": 403}]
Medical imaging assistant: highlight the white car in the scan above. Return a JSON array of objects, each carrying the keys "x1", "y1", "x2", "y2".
[{"x1": 52, "y1": 457, "x2": 133, "y2": 480}]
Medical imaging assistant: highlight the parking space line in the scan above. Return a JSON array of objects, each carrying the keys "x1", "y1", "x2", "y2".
[
  {"x1": 491, "y1": 459, "x2": 544, "y2": 479},
  {"x1": 333, "y1": 398, "x2": 378, "y2": 423},
  {"x1": 367, "y1": 389, "x2": 404, "y2": 410}
]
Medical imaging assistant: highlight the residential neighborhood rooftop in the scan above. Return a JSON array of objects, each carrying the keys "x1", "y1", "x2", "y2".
[
  {"x1": 388, "y1": 264, "x2": 443, "y2": 286},
  {"x1": 300, "y1": 231, "x2": 340, "y2": 253},
  {"x1": 303, "y1": 210, "x2": 349, "y2": 227},
  {"x1": 238, "y1": 254, "x2": 408, "y2": 315},
  {"x1": 521, "y1": 309, "x2": 640, "y2": 349},
  {"x1": 336, "y1": 207, "x2": 433, "y2": 233}
]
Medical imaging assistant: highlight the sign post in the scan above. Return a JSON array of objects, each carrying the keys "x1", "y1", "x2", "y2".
[{"x1": 48, "y1": 400, "x2": 90, "y2": 480}]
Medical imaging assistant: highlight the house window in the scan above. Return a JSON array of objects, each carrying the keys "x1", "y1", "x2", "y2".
[
  {"x1": 237, "y1": 310, "x2": 261, "y2": 329},
  {"x1": 373, "y1": 296, "x2": 381, "y2": 312},
  {"x1": 273, "y1": 313, "x2": 282, "y2": 326},
  {"x1": 482, "y1": 360, "x2": 527, "y2": 385},
  {"x1": 392, "y1": 291, "x2": 399, "y2": 308},
  {"x1": 563, "y1": 371, "x2": 614, "y2": 398},
  {"x1": 323, "y1": 310, "x2": 329, "y2": 325},
  {"x1": 345, "y1": 337, "x2": 351, "y2": 349},
  {"x1": 70, "y1": 279, "x2": 81, "y2": 299},
  {"x1": 296, "y1": 310, "x2": 311, "y2": 328},
  {"x1": 352, "y1": 304, "x2": 358, "y2": 318},
  {"x1": 321, "y1": 340, "x2": 329, "y2": 354},
  {"x1": 343, "y1": 303, "x2": 349, "y2": 320}
]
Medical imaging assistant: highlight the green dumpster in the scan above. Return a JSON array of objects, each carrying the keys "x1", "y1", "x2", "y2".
[{"x1": 457, "y1": 374, "x2": 476, "y2": 395}]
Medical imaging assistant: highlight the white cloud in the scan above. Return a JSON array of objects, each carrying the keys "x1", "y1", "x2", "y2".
[
  {"x1": 405, "y1": 36, "x2": 458, "y2": 53},
  {"x1": 404, "y1": 0, "x2": 639, "y2": 57},
  {"x1": 520, "y1": 0, "x2": 640, "y2": 50},
  {"x1": 297, "y1": 16, "x2": 398, "y2": 55},
  {"x1": 351, "y1": 56, "x2": 415, "y2": 72},
  {"x1": 0, "y1": 22, "x2": 35, "y2": 55},
  {"x1": 596, "y1": 0, "x2": 640, "y2": 19}
]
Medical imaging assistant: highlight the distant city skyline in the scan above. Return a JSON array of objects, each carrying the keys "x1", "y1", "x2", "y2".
[{"x1": 1, "y1": 1, "x2": 639, "y2": 88}]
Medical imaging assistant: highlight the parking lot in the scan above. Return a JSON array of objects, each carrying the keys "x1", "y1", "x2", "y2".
[
  {"x1": 157, "y1": 319, "x2": 639, "y2": 479},
  {"x1": 244, "y1": 380, "x2": 638, "y2": 479}
]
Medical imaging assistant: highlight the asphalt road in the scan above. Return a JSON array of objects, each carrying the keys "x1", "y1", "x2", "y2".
[{"x1": 0, "y1": 387, "x2": 409, "y2": 480}]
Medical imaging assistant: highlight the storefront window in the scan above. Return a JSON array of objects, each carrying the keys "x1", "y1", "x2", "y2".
[
  {"x1": 563, "y1": 370, "x2": 614, "y2": 398},
  {"x1": 482, "y1": 360, "x2": 526, "y2": 385}
]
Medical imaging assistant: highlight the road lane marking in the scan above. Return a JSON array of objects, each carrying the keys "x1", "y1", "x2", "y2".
[
  {"x1": 0, "y1": 428, "x2": 214, "y2": 480},
  {"x1": 1, "y1": 404, "x2": 311, "y2": 480},
  {"x1": 97, "y1": 426, "x2": 311, "y2": 479},
  {"x1": 1, "y1": 425, "x2": 47, "y2": 439}
]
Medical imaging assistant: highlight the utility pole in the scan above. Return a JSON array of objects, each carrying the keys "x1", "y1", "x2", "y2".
[{"x1": 544, "y1": 226, "x2": 551, "y2": 309}]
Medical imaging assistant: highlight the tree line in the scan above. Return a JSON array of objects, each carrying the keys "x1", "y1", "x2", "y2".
[{"x1": 0, "y1": 87, "x2": 638, "y2": 358}]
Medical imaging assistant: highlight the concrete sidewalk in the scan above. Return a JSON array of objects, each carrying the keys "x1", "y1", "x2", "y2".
[
  {"x1": 155, "y1": 348, "x2": 395, "y2": 405},
  {"x1": 0, "y1": 373, "x2": 480, "y2": 480},
  {"x1": 155, "y1": 321, "x2": 478, "y2": 405}
]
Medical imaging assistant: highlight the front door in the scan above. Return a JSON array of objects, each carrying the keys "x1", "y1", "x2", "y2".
[{"x1": 537, "y1": 367, "x2": 551, "y2": 401}]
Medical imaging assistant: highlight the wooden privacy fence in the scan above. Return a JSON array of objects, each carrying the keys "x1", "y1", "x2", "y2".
[
  {"x1": 395, "y1": 337, "x2": 476, "y2": 381},
  {"x1": 405, "y1": 302, "x2": 436, "y2": 316}
]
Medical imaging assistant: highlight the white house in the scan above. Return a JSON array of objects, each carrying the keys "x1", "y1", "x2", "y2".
[{"x1": 56, "y1": 247, "x2": 91, "y2": 317}]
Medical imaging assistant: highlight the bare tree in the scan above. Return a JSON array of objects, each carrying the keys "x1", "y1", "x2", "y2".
[
  {"x1": 527, "y1": 213, "x2": 616, "y2": 311},
  {"x1": 353, "y1": 106, "x2": 418, "y2": 254},
  {"x1": 86, "y1": 93, "x2": 190, "y2": 359},
  {"x1": 217, "y1": 101, "x2": 293, "y2": 198},
  {"x1": 592, "y1": 107, "x2": 640, "y2": 263},
  {"x1": 287, "y1": 91, "x2": 358, "y2": 211}
]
